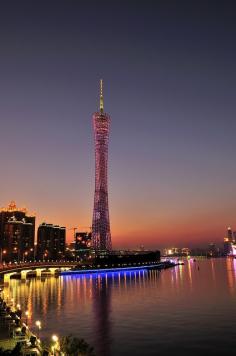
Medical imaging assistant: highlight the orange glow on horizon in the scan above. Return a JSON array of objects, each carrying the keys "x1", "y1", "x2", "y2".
[{"x1": 1, "y1": 199, "x2": 228, "y2": 249}]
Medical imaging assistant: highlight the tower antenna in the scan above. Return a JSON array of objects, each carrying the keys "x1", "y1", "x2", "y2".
[{"x1": 100, "y1": 79, "x2": 104, "y2": 113}]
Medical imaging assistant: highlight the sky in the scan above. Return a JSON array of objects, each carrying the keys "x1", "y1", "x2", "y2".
[{"x1": 0, "y1": 0, "x2": 236, "y2": 249}]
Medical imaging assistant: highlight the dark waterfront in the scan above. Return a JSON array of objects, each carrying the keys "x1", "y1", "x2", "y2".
[{"x1": 4, "y1": 258, "x2": 236, "y2": 355}]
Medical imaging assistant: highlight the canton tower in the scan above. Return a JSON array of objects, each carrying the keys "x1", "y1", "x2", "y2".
[{"x1": 92, "y1": 80, "x2": 112, "y2": 251}]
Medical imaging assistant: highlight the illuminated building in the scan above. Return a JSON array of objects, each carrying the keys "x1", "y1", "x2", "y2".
[
  {"x1": 181, "y1": 247, "x2": 191, "y2": 256},
  {"x1": 75, "y1": 232, "x2": 92, "y2": 259},
  {"x1": 224, "y1": 226, "x2": 234, "y2": 256},
  {"x1": 163, "y1": 247, "x2": 191, "y2": 256},
  {"x1": 0, "y1": 201, "x2": 35, "y2": 262},
  {"x1": 164, "y1": 247, "x2": 181, "y2": 256},
  {"x1": 37, "y1": 223, "x2": 66, "y2": 260},
  {"x1": 227, "y1": 227, "x2": 233, "y2": 241},
  {"x1": 92, "y1": 80, "x2": 112, "y2": 251}
]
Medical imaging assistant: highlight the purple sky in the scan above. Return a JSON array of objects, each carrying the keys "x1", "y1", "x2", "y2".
[{"x1": 0, "y1": 1, "x2": 236, "y2": 248}]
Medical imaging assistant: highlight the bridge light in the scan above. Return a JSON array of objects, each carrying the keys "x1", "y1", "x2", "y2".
[{"x1": 16, "y1": 304, "x2": 21, "y2": 309}]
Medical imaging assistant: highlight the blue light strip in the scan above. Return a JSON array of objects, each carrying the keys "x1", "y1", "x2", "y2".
[{"x1": 60, "y1": 263, "x2": 166, "y2": 275}]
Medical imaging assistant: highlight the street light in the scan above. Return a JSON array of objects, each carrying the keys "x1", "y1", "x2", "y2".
[
  {"x1": 25, "y1": 310, "x2": 29, "y2": 325},
  {"x1": 13, "y1": 247, "x2": 20, "y2": 263},
  {"x1": 52, "y1": 335, "x2": 58, "y2": 343},
  {"x1": 35, "y1": 320, "x2": 41, "y2": 338},
  {"x1": 29, "y1": 248, "x2": 34, "y2": 261},
  {"x1": 43, "y1": 252, "x2": 48, "y2": 262},
  {"x1": 0, "y1": 248, "x2": 7, "y2": 264},
  {"x1": 51, "y1": 334, "x2": 59, "y2": 355},
  {"x1": 24, "y1": 251, "x2": 28, "y2": 262}
]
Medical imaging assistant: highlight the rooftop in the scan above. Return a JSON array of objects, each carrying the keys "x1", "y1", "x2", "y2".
[{"x1": 0, "y1": 201, "x2": 35, "y2": 217}]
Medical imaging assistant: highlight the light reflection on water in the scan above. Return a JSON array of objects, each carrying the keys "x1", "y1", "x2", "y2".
[{"x1": 5, "y1": 259, "x2": 236, "y2": 355}]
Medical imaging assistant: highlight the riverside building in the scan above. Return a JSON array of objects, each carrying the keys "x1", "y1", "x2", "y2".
[
  {"x1": 0, "y1": 201, "x2": 35, "y2": 263},
  {"x1": 223, "y1": 226, "x2": 234, "y2": 255},
  {"x1": 37, "y1": 223, "x2": 66, "y2": 261}
]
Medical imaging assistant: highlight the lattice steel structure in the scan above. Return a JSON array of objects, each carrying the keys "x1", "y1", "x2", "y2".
[{"x1": 92, "y1": 80, "x2": 112, "y2": 251}]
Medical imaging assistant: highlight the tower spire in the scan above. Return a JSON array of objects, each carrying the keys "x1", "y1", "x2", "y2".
[{"x1": 100, "y1": 79, "x2": 104, "y2": 113}]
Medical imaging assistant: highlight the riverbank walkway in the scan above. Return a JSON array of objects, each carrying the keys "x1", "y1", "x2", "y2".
[{"x1": 0, "y1": 294, "x2": 41, "y2": 355}]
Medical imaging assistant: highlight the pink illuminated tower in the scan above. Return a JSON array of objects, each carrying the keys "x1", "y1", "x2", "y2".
[{"x1": 92, "y1": 80, "x2": 112, "y2": 251}]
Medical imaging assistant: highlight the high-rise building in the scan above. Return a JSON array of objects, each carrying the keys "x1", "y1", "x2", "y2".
[
  {"x1": 92, "y1": 80, "x2": 112, "y2": 251},
  {"x1": 37, "y1": 223, "x2": 66, "y2": 260},
  {"x1": 227, "y1": 226, "x2": 233, "y2": 241},
  {"x1": 223, "y1": 226, "x2": 233, "y2": 256},
  {"x1": 0, "y1": 201, "x2": 35, "y2": 262}
]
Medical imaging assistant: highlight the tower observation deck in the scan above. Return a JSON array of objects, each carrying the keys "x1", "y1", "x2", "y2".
[{"x1": 92, "y1": 80, "x2": 112, "y2": 251}]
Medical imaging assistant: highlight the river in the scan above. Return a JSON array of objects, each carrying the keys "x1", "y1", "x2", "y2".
[{"x1": 4, "y1": 258, "x2": 236, "y2": 355}]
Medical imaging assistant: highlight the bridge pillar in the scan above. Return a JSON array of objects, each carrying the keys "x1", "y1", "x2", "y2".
[
  {"x1": 4, "y1": 274, "x2": 11, "y2": 284},
  {"x1": 35, "y1": 269, "x2": 43, "y2": 278},
  {"x1": 4, "y1": 273, "x2": 16, "y2": 284},
  {"x1": 21, "y1": 270, "x2": 32, "y2": 280},
  {"x1": 49, "y1": 268, "x2": 57, "y2": 275}
]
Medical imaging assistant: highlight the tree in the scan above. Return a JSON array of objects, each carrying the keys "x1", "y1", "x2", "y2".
[
  {"x1": 0, "y1": 343, "x2": 23, "y2": 356},
  {"x1": 60, "y1": 335, "x2": 95, "y2": 356},
  {"x1": 10, "y1": 343, "x2": 23, "y2": 356},
  {"x1": 0, "y1": 348, "x2": 11, "y2": 355}
]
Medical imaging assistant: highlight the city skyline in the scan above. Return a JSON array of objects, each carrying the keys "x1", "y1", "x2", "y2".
[{"x1": 0, "y1": 1, "x2": 236, "y2": 249}]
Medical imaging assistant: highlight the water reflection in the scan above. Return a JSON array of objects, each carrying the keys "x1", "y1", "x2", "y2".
[
  {"x1": 92, "y1": 274, "x2": 111, "y2": 356},
  {"x1": 5, "y1": 260, "x2": 236, "y2": 356},
  {"x1": 226, "y1": 257, "x2": 236, "y2": 294}
]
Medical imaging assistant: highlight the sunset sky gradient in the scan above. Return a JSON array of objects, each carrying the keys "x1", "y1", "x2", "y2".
[{"x1": 0, "y1": 1, "x2": 236, "y2": 248}]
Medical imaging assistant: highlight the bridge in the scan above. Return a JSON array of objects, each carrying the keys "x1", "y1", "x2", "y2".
[{"x1": 0, "y1": 261, "x2": 77, "y2": 284}]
